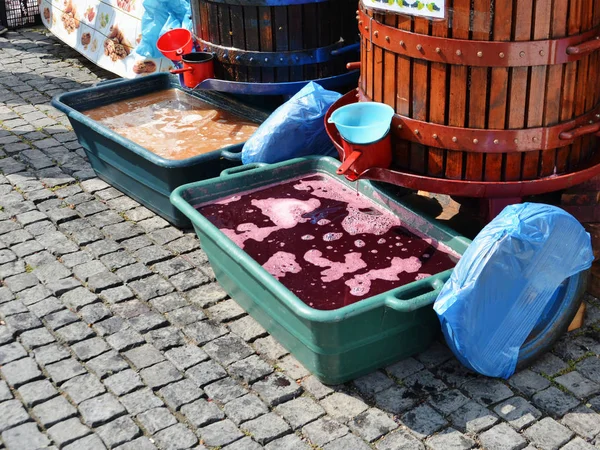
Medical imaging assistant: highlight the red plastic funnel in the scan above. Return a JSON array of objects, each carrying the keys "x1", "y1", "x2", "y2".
[{"x1": 157, "y1": 29, "x2": 193, "y2": 62}]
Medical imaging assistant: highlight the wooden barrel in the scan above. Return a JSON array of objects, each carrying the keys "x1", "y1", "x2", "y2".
[
  {"x1": 190, "y1": 0, "x2": 358, "y2": 83},
  {"x1": 359, "y1": 0, "x2": 600, "y2": 182}
]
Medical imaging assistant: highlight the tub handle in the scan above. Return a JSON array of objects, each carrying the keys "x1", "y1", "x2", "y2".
[
  {"x1": 93, "y1": 78, "x2": 122, "y2": 87},
  {"x1": 559, "y1": 122, "x2": 600, "y2": 140},
  {"x1": 346, "y1": 62, "x2": 361, "y2": 71},
  {"x1": 566, "y1": 36, "x2": 600, "y2": 56},
  {"x1": 221, "y1": 149, "x2": 242, "y2": 162},
  {"x1": 220, "y1": 163, "x2": 266, "y2": 177},
  {"x1": 384, "y1": 278, "x2": 446, "y2": 312}
]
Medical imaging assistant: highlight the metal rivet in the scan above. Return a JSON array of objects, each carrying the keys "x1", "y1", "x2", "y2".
[
  {"x1": 359, "y1": 20, "x2": 363, "y2": 25},
  {"x1": 532, "y1": 137, "x2": 538, "y2": 142},
  {"x1": 374, "y1": 31, "x2": 379, "y2": 37},
  {"x1": 223, "y1": 53, "x2": 228, "y2": 58},
  {"x1": 249, "y1": 57, "x2": 254, "y2": 62},
  {"x1": 596, "y1": 114, "x2": 600, "y2": 119},
  {"x1": 477, "y1": 51, "x2": 483, "y2": 57},
  {"x1": 235, "y1": 55, "x2": 241, "y2": 61},
  {"x1": 499, "y1": 52, "x2": 505, "y2": 58},
  {"x1": 414, "y1": 129, "x2": 420, "y2": 135},
  {"x1": 365, "y1": 26, "x2": 369, "y2": 31},
  {"x1": 385, "y1": 36, "x2": 390, "y2": 42},
  {"x1": 280, "y1": 57, "x2": 284, "y2": 62},
  {"x1": 452, "y1": 136, "x2": 458, "y2": 142},
  {"x1": 514, "y1": 138, "x2": 518, "y2": 144},
  {"x1": 356, "y1": 9, "x2": 359, "y2": 14},
  {"x1": 397, "y1": 124, "x2": 403, "y2": 129},
  {"x1": 590, "y1": 120, "x2": 595, "y2": 124},
  {"x1": 416, "y1": 44, "x2": 422, "y2": 51},
  {"x1": 295, "y1": 56, "x2": 299, "y2": 61},
  {"x1": 435, "y1": 47, "x2": 441, "y2": 53},
  {"x1": 473, "y1": 138, "x2": 479, "y2": 144},
  {"x1": 400, "y1": 40, "x2": 405, "y2": 47},
  {"x1": 494, "y1": 139, "x2": 499, "y2": 144},
  {"x1": 519, "y1": 51, "x2": 525, "y2": 57},
  {"x1": 539, "y1": 50, "x2": 545, "y2": 56},
  {"x1": 265, "y1": 57, "x2": 269, "y2": 62},
  {"x1": 433, "y1": 134, "x2": 438, "y2": 139},
  {"x1": 456, "y1": 49, "x2": 462, "y2": 56}
]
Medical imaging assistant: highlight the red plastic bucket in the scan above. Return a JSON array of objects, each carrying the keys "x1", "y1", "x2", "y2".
[
  {"x1": 170, "y1": 52, "x2": 215, "y2": 88},
  {"x1": 157, "y1": 29, "x2": 194, "y2": 62},
  {"x1": 336, "y1": 133, "x2": 392, "y2": 180}
]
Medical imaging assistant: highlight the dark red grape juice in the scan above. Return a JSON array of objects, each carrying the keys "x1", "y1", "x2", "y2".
[{"x1": 198, "y1": 174, "x2": 458, "y2": 310}]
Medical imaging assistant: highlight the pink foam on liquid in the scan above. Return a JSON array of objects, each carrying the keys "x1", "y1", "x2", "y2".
[
  {"x1": 262, "y1": 251, "x2": 302, "y2": 279},
  {"x1": 294, "y1": 178, "x2": 401, "y2": 236},
  {"x1": 221, "y1": 197, "x2": 321, "y2": 248},
  {"x1": 215, "y1": 195, "x2": 241, "y2": 205},
  {"x1": 345, "y1": 256, "x2": 422, "y2": 296},
  {"x1": 304, "y1": 249, "x2": 367, "y2": 283}
]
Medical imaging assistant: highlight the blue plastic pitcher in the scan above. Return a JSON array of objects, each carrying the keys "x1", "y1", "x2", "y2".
[{"x1": 327, "y1": 102, "x2": 395, "y2": 145}]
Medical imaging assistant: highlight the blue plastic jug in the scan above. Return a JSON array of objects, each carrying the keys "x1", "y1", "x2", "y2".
[{"x1": 327, "y1": 102, "x2": 395, "y2": 144}]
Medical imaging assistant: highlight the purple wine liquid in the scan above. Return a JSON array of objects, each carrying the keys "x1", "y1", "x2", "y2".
[{"x1": 198, "y1": 173, "x2": 458, "y2": 311}]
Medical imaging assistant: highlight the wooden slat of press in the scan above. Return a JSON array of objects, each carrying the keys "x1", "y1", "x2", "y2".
[
  {"x1": 273, "y1": 7, "x2": 289, "y2": 82},
  {"x1": 558, "y1": 0, "x2": 582, "y2": 172},
  {"x1": 258, "y1": 6, "x2": 275, "y2": 82},
  {"x1": 577, "y1": 0, "x2": 594, "y2": 164},
  {"x1": 244, "y1": 6, "x2": 262, "y2": 82},
  {"x1": 485, "y1": 0, "x2": 512, "y2": 181},
  {"x1": 394, "y1": 13, "x2": 413, "y2": 170},
  {"x1": 303, "y1": 4, "x2": 319, "y2": 80},
  {"x1": 592, "y1": 3, "x2": 600, "y2": 109},
  {"x1": 409, "y1": 17, "x2": 429, "y2": 175},
  {"x1": 199, "y1": 1, "x2": 210, "y2": 42},
  {"x1": 218, "y1": 5, "x2": 235, "y2": 81},
  {"x1": 427, "y1": 14, "x2": 449, "y2": 177},
  {"x1": 446, "y1": 0, "x2": 469, "y2": 180},
  {"x1": 372, "y1": 11, "x2": 385, "y2": 103},
  {"x1": 207, "y1": 2, "x2": 225, "y2": 79},
  {"x1": 230, "y1": 5, "x2": 247, "y2": 82},
  {"x1": 505, "y1": 0, "x2": 532, "y2": 181},
  {"x1": 316, "y1": 2, "x2": 332, "y2": 78},
  {"x1": 288, "y1": 5, "x2": 303, "y2": 81},
  {"x1": 365, "y1": 8, "x2": 374, "y2": 101},
  {"x1": 571, "y1": 0, "x2": 590, "y2": 169},
  {"x1": 465, "y1": 0, "x2": 490, "y2": 181},
  {"x1": 523, "y1": 0, "x2": 551, "y2": 180},
  {"x1": 540, "y1": 0, "x2": 567, "y2": 177},
  {"x1": 382, "y1": 14, "x2": 397, "y2": 110}
]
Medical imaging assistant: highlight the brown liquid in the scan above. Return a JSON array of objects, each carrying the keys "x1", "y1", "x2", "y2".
[{"x1": 84, "y1": 89, "x2": 259, "y2": 160}]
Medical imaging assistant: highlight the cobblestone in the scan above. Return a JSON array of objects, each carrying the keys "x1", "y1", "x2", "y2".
[{"x1": 524, "y1": 417, "x2": 573, "y2": 450}]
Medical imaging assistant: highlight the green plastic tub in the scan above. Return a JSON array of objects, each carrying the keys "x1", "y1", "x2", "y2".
[
  {"x1": 51, "y1": 73, "x2": 269, "y2": 227},
  {"x1": 171, "y1": 157, "x2": 471, "y2": 384}
]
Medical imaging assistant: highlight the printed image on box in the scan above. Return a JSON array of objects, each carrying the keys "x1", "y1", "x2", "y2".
[{"x1": 366, "y1": 0, "x2": 445, "y2": 19}]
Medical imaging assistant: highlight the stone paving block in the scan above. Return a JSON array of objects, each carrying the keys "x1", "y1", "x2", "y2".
[
  {"x1": 524, "y1": 417, "x2": 573, "y2": 450},
  {"x1": 45, "y1": 357, "x2": 86, "y2": 384},
  {"x1": 275, "y1": 396, "x2": 325, "y2": 430},
  {"x1": 115, "y1": 263, "x2": 152, "y2": 282},
  {"x1": 180, "y1": 361, "x2": 227, "y2": 387},
  {"x1": 228, "y1": 315, "x2": 266, "y2": 343},
  {"x1": 115, "y1": 436, "x2": 158, "y2": 450},
  {"x1": 77, "y1": 200, "x2": 109, "y2": 217},
  {"x1": 17, "y1": 379, "x2": 57, "y2": 407},
  {"x1": 105, "y1": 369, "x2": 144, "y2": 396},
  {"x1": 47, "y1": 277, "x2": 82, "y2": 296},
  {"x1": 508, "y1": 369, "x2": 553, "y2": 398},
  {"x1": 187, "y1": 283, "x2": 228, "y2": 308},
  {"x1": 302, "y1": 417, "x2": 348, "y2": 447},
  {"x1": 532, "y1": 386, "x2": 580, "y2": 417},
  {"x1": 33, "y1": 260, "x2": 71, "y2": 284},
  {"x1": 86, "y1": 239, "x2": 122, "y2": 258},
  {"x1": 353, "y1": 371, "x2": 395, "y2": 398},
  {"x1": 0, "y1": 260, "x2": 25, "y2": 280},
  {"x1": 134, "y1": 245, "x2": 171, "y2": 266},
  {"x1": 153, "y1": 257, "x2": 193, "y2": 278},
  {"x1": 167, "y1": 235, "x2": 200, "y2": 255},
  {"x1": 376, "y1": 430, "x2": 424, "y2": 450},
  {"x1": 204, "y1": 334, "x2": 254, "y2": 367},
  {"x1": 123, "y1": 206, "x2": 153, "y2": 222},
  {"x1": 137, "y1": 407, "x2": 177, "y2": 435},
  {"x1": 424, "y1": 428, "x2": 475, "y2": 450},
  {"x1": 103, "y1": 222, "x2": 144, "y2": 242},
  {"x1": 264, "y1": 434, "x2": 311, "y2": 450},
  {"x1": 94, "y1": 317, "x2": 129, "y2": 337},
  {"x1": 128, "y1": 311, "x2": 168, "y2": 333},
  {"x1": 124, "y1": 343, "x2": 165, "y2": 369},
  {"x1": 302, "y1": 375, "x2": 334, "y2": 400},
  {"x1": 403, "y1": 369, "x2": 448, "y2": 398},
  {"x1": 562, "y1": 437, "x2": 596, "y2": 450},
  {"x1": 16, "y1": 284, "x2": 49, "y2": 305},
  {"x1": 44, "y1": 308, "x2": 78, "y2": 330},
  {"x1": 79, "y1": 302, "x2": 112, "y2": 324},
  {"x1": 428, "y1": 389, "x2": 470, "y2": 415},
  {"x1": 55, "y1": 321, "x2": 95, "y2": 344},
  {"x1": 25, "y1": 250, "x2": 56, "y2": 268},
  {"x1": 71, "y1": 337, "x2": 110, "y2": 361},
  {"x1": 321, "y1": 392, "x2": 369, "y2": 424},
  {"x1": 106, "y1": 328, "x2": 145, "y2": 352},
  {"x1": 154, "y1": 423, "x2": 198, "y2": 449},
  {"x1": 199, "y1": 419, "x2": 243, "y2": 448},
  {"x1": 169, "y1": 270, "x2": 209, "y2": 292},
  {"x1": 72, "y1": 227, "x2": 104, "y2": 246},
  {"x1": 1, "y1": 422, "x2": 51, "y2": 450},
  {"x1": 11, "y1": 240, "x2": 44, "y2": 258},
  {"x1": 87, "y1": 350, "x2": 130, "y2": 379},
  {"x1": 183, "y1": 320, "x2": 228, "y2": 346},
  {"x1": 204, "y1": 377, "x2": 247, "y2": 404},
  {"x1": 27, "y1": 296, "x2": 63, "y2": 319},
  {"x1": 165, "y1": 345, "x2": 209, "y2": 371},
  {"x1": 128, "y1": 274, "x2": 174, "y2": 301},
  {"x1": 166, "y1": 305, "x2": 206, "y2": 327},
  {"x1": 0, "y1": 399, "x2": 29, "y2": 433},
  {"x1": 181, "y1": 398, "x2": 225, "y2": 428},
  {"x1": 479, "y1": 423, "x2": 527, "y2": 450},
  {"x1": 47, "y1": 418, "x2": 91, "y2": 448},
  {"x1": 100, "y1": 251, "x2": 136, "y2": 271},
  {"x1": 0, "y1": 379, "x2": 12, "y2": 401},
  {"x1": 0, "y1": 299, "x2": 27, "y2": 316},
  {"x1": 434, "y1": 359, "x2": 480, "y2": 388},
  {"x1": 323, "y1": 433, "x2": 371, "y2": 450},
  {"x1": 159, "y1": 379, "x2": 204, "y2": 410},
  {"x1": 61, "y1": 373, "x2": 106, "y2": 405},
  {"x1": 576, "y1": 356, "x2": 600, "y2": 385},
  {"x1": 207, "y1": 299, "x2": 245, "y2": 323},
  {"x1": 461, "y1": 378, "x2": 514, "y2": 406},
  {"x1": 3, "y1": 230, "x2": 33, "y2": 247},
  {"x1": 79, "y1": 393, "x2": 126, "y2": 427},
  {"x1": 224, "y1": 436, "x2": 263, "y2": 450},
  {"x1": 87, "y1": 271, "x2": 122, "y2": 293},
  {"x1": 1, "y1": 356, "x2": 42, "y2": 387},
  {"x1": 493, "y1": 396, "x2": 542, "y2": 430},
  {"x1": 63, "y1": 433, "x2": 107, "y2": 450},
  {"x1": 348, "y1": 408, "x2": 397, "y2": 442},
  {"x1": 140, "y1": 361, "x2": 183, "y2": 390},
  {"x1": 450, "y1": 400, "x2": 499, "y2": 433},
  {"x1": 111, "y1": 299, "x2": 150, "y2": 319},
  {"x1": 242, "y1": 412, "x2": 291, "y2": 445},
  {"x1": 223, "y1": 393, "x2": 270, "y2": 425},
  {"x1": 121, "y1": 388, "x2": 164, "y2": 415},
  {"x1": 100, "y1": 285, "x2": 134, "y2": 304},
  {"x1": 4, "y1": 273, "x2": 39, "y2": 293},
  {"x1": 32, "y1": 395, "x2": 77, "y2": 427},
  {"x1": 555, "y1": 371, "x2": 600, "y2": 398},
  {"x1": 373, "y1": 385, "x2": 417, "y2": 415},
  {"x1": 530, "y1": 353, "x2": 570, "y2": 376},
  {"x1": 145, "y1": 327, "x2": 185, "y2": 351},
  {"x1": 0, "y1": 341, "x2": 26, "y2": 364},
  {"x1": 391, "y1": 354, "x2": 434, "y2": 379},
  {"x1": 97, "y1": 416, "x2": 141, "y2": 449},
  {"x1": 36, "y1": 230, "x2": 79, "y2": 255},
  {"x1": 253, "y1": 336, "x2": 289, "y2": 361},
  {"x1": 561, "y1": 405, "x2": 600, "y2": 439},
  {"x1": 33, "y1": 342, "x2": 70, "y2": 367}
]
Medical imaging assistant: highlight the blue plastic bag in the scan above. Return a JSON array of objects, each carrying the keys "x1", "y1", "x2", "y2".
[
  {"x1": 136, "y1": 0, "x2": 192, "y2": 59},
  {"x1": 434, "y1": 203, "x2": 593, "y2": 379},
  {"x1": 241, "y1": 82, "x2": 341, "y2": 164}
]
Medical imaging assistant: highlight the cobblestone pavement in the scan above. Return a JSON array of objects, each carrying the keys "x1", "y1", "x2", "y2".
[{"x1": 2, "y1": 27, "x2": 600, "y2": 450}]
